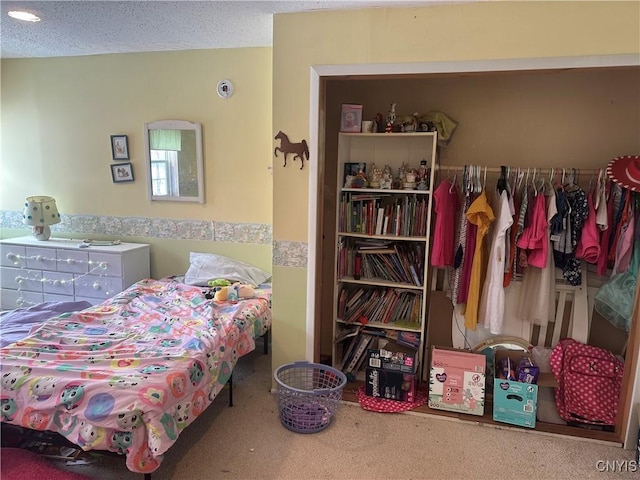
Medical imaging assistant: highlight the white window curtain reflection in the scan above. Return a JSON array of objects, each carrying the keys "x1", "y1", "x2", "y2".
[
  {"x1": 150, "y1": 129, "x2": 182, "y2": 151},
  {"x1": 150, "y1": 150, "x2": 179, "y2": 196}
]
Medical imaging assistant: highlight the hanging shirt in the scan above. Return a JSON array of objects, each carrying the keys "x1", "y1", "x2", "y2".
[
  {"x1": 464, "y1": 191, "x2": 495, "y2": 330},
  {"x1": 575, "y1": 191, "x2": 601, "y2": 264},
  {"x1": 516, "y1": 193, "x2": 548, "y2": 269},
  {"x1": 479, "y1": 190, "x2": 513, "y2": 334},
  {"x1": 597, "y1": 182, "x2": 615, "y2": 276},
  {"x1": 457, "y1": 193, "x2": 479, "y2": 305},
  {"x1": 448, "y1": 190, "x2": 471, "y2": 304},
  {"x1": 562, "y1": 187, "x2": 589, "y2": 286},
  {"x1": 613, "y1": 199, "x2": 635, "y2": 275},
  {"x1": 503, "y1": 188, "x2": 521, "y2": 288},
  {"x1": 431, "y1": 179, "x2": 460, "y2": 267}
]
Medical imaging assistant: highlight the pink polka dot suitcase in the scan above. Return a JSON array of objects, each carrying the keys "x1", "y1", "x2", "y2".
[{"x1": 549, "y1": 338, "x2": 624, "y2": 426}]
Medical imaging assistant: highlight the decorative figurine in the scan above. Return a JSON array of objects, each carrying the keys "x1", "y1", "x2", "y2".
[
  {"x1": 351, "y1": 166, "x2": 369, "y2": 188},
  {"x1": 381, "y1": 165, "x2": 393, "y2": 189},
  {"x1": 385, "y1": 103, "x2": 397, "y2": 133},
  {"x1": 370, "y1": 163, "x2": 382, "y2": 189},
  {"x1": 344, "y1": 175, "x2": 355, "y2": 188},
  {"x1": 418, "y1": 159, "x2": 429, "y2": 182},
  {"x1": 404, "y1": 168, "x2": 418, "y2": 190}
]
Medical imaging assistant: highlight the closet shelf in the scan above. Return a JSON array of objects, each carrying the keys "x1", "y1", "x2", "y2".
[
  {"x1": 338, "y1": 232, "x2": 428, "y2": 242},
  {"x1": 339, "y1": 276, "x2": 423, "y2": 290},
  {"x1": 342, "y1": 187, "x2": 431, "y2": 195}
]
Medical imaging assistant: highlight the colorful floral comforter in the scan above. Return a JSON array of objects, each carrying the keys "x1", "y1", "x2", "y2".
[{"x1": 0, "y1": 278, "x2": 272, "y2": 474}]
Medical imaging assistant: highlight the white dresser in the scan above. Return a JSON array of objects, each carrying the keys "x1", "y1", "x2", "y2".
[{"x1": 0, "y1": 236, "x2": 150, "y2": 310}]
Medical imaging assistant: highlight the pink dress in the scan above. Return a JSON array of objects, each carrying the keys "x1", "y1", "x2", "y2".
[
  {"x1": 431, "y1": 179, "x2": 460, "y2": 267},
  {"x1": 516, "y1": 193, "x2": 548, "y2": 269}
]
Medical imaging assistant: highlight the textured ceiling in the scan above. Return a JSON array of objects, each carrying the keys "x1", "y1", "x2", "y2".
[{"x1": 0, "y1": 0, "x2": 442, "y2": 59}]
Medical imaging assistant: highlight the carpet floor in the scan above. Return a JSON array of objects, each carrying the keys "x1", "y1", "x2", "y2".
[
  {"x1": 1, "y1": 447, "x2": 92, "y2": 480},
  {"x1": 24, "y1": 342, "x2": 638, "y2": 480}
]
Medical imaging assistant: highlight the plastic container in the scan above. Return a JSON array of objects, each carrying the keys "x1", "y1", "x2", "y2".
[{"x1": 274, "y1": 361, "x2": 347, "y2": 433}]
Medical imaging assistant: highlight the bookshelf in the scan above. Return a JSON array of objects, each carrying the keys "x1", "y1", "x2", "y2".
[{"x1": 332, "y1": 132, "x2": 438, "y2": 381}]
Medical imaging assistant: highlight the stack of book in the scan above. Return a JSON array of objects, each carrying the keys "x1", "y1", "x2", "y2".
[
  {"x1": 338, "y1": 193, "x2": 429, "y2": 237},
  {"x1": 337, "y1": 239, "x2": 424, "y2": 286},
  {"x1": 337, "y1": 285, "x2": 423, "y2": 326}
]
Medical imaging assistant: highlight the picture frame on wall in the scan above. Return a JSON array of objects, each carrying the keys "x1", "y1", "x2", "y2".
[
  {"x1": 110, "y1": 134, "x2": 129, "y2": 160},
  {"x1": 340, "y1": 104, "x2": 363, "y2": 133},
  {"x1": 111, "y1": 162, "x2": 134, "y2": 183}
]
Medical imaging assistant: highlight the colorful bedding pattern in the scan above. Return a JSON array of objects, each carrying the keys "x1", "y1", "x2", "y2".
[{"x1": 0, "y1": 278, "x2": 272, "y2": 474}]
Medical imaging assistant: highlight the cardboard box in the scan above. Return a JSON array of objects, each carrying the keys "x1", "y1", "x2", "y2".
[
  {"x1": 365, "y1": 367, "x2": 416, "y2": 402},
  {"x1": 367, "y1": 348, "x2": 417, "y2": 374},
  {"x1": 428, "y1": 346, "x2": 486, "y2": 416},
  {"x1": 493, "y1": 350, "x2": 538, "y2": 428}
]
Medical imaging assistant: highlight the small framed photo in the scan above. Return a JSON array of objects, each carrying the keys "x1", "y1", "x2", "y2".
[
  {"x1": 111, "y1": 162, "x2": 134, "y2": 183},
  {"x1": 343, "y1": 162, "x2": 366, "y2": 187},
  {"x1": 340, "y1": 104, "x2": 363, "y2": 133},
  {"x1": 110, "y1": 134, "x2": 129, "y2": 160}
]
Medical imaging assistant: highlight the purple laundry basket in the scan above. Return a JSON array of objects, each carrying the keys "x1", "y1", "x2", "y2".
[{"x1": 274, "y1": 361, "x2": 347, "y2": 433}]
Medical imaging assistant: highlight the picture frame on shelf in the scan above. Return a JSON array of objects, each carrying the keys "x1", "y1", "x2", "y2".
[
  {"x1": 111, "y1": 162, "x2": 134, "y2": 183},
  {"x1": 340, "y1": 104, "x2": 363, "y2": 133},
  {"x1": 344, "y1": 162, "x2": 366, "y2": 188},
  {"x1": 110, "y1": 134, "x2": 129, "y2": 160}
]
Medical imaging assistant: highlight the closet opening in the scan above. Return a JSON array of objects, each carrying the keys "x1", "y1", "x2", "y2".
[{"x1": 307, "y1": 55, "x2": 640, "y2": 448}]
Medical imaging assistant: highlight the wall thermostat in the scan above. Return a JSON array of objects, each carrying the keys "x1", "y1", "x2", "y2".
[{"x1": 216, "y1": 79, "x2": 234, "y2": 99}]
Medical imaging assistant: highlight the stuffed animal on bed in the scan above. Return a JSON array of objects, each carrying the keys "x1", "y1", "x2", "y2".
[{"x1": 212, "y1": 283, "x2": 255, "y2": 303}]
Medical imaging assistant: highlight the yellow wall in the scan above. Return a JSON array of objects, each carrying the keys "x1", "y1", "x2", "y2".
[
  {"x1": 271, "y1": 2, "x2": 640, "y2": 368},
  {"x1": 1, "y1": 48, "x2": 273, "y2": 277}
]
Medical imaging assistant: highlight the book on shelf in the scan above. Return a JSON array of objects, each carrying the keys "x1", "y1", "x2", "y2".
[{"x1": 345, "y1": 333, "x2": 375, "y2": 374}]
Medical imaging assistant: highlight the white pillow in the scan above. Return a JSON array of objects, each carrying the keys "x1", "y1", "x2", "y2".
[{"x1": 184, "y1": 252, "x2": 271, "y2": 287}]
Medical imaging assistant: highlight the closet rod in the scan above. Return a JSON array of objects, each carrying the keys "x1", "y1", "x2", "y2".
[{"x1": 436, "y1": 165, "x2": 603, "y2": 176}]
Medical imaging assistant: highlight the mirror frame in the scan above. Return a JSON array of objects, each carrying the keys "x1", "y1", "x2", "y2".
[{"x1": 144, "y1": 119, "x2": 204, "y2": 203}]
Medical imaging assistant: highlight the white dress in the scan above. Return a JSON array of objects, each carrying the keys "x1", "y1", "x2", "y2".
[{"x1": 479, "y1": 190, "x2": 513, "y2": 334}]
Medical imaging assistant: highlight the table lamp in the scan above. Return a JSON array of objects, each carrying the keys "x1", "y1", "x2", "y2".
[{"x1": 23, "y1": 195, "x2": 61, "y2": 240}]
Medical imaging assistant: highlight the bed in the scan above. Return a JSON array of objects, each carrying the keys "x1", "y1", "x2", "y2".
[{"x1": 0, "y1": 276, "x2": 272, "y2": 476}]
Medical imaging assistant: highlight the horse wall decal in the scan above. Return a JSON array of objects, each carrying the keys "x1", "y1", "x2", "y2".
[{"x1": 274, "y1": 131, "x2": 309, "y2": 170}]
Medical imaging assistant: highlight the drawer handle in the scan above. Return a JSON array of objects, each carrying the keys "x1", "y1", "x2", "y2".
[
  {"x1": 6, "y1": 253, "x2": 18, "y2": 264},
  {"x1": 16, "y1": 298, "x2": 25, "y2": 306},
  {"x1": 93, "y1": 281, "x2": 101, "y2": 290},
  {"x1": 15, "y1": 276, "x2": 24, "y2": 284},
  {"x1": 66, "y1": 258, "x2": 75, "y2": 265}
]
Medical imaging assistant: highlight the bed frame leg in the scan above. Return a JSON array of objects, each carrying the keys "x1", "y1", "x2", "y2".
[
  {"x1": 228, "y1": 373, "x2": 234, "y2": 407},
  {"x1": 263, "y1": 330, "x2": 269, "y2": 355}
]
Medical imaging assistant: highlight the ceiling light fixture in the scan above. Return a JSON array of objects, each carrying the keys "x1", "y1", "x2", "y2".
[{"x1": 8, "y1": 11, "x2": 41, "y2": 22}]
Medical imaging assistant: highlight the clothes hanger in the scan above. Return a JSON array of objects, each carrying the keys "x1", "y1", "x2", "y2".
[
  {"x1": 497, "y1": 165, "x2": 507, "y2": 195},
  {"x1": 482, "y1": 166, "x2": 487, "y2": 192},
  {"x1": 449, "y1": 171, "x2": 458, "y2": 194}
]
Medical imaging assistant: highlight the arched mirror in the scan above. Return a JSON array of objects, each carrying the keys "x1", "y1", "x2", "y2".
[{"x1": 144, "y1": 120, "x2": 204, "y2": 203}]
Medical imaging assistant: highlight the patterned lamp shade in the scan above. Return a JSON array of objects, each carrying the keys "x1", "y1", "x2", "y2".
[{"x1": 23, "y1": 196, "x2": 61, "y2": 240}]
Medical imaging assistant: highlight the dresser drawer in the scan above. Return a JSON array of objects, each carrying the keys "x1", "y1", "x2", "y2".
[
  {"x1": 56, "y1": 249, "x2": 89, "y2": 274},
  {"x1": 0, "y1": 288, "x2": 44, "y2": 310},
  {"x1": 42, "y1": 271, "x2": 75, "y2": 296},
  {"x1": 26, "y1": 246, "x2": 58, "y2": 271},
  {"x1": 88, "y1": 252, "x2": 121, "y2": 277},
  {"x1": 1, "y1": 266, "x2": 43, "y2": 292},
  {"x1": 74, "y1": 275, "x2": 124, "y2": 300},
  {"x1": 1, "y1": 245, "x2": 26, "y2": 268}
]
